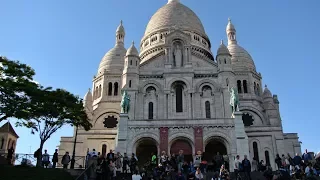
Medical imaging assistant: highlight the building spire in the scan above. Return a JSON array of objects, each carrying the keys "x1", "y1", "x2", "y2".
[
  {"x1": 116, "y1": 20, "x2": 125, "y2": 45},
  {"x1": 168, "y1": 0, "x2": 180, "y2": 4},
  {"x1": 226, "y1": 18, "x2": 237, "y2": 45}
]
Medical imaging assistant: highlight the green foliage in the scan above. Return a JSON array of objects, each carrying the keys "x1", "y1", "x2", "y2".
[
  {"x1": 0, "y1": 56, "x2": 39, "y2": 122},
  {"x1": 16, "y1": 87, "x2": 92, "y2": 142}
]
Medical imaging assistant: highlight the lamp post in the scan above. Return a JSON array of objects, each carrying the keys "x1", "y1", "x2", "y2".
[{"x1": 70, "y1": 125, "x2": 78, "y2": 169}]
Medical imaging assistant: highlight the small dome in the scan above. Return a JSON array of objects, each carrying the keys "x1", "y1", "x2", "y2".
[
  {"x1": 263, "y1": 85, "x2": 272, "y2": 99},
  {"x1": 98, "y1": 44, "x2": 126, "y2": 74},
  {"x1": 226, "y1": 18, "x2": 235, "y2": 32},
  {"x1": 116, "y1": 20, "x2": 125, "y2": 34},
  {"x1": 144, "y1": 1, "x2": 207, "y2": 38},
  {"x1": 126, "y1": 41, "x2": 139, "y2": 56},
  {"x1": 228, "y1": 44, "x2": 256, "y2": 71},
  {"x1": 217, "y1": 40, "x2": 230, "y2": 55},
  {"x1": 83, "y1": 88, "x2": 93, "y2": 106}
]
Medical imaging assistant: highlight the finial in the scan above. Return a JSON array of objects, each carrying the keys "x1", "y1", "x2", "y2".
[
  {"x1": 120, "y1": 20, "x2": 123, "y2": 25},
  {"x1": 265, "y1": 84, "x2": 267, "y2": 88},
  {"x1": 220, "y1": 40, "x2": 224, "y2": 45},
  {"x1": 168, "y1": 0, "x2": 180, "y2": 4},
  {"x1": 228, "y1": 17, "x2": 231, "y2": 23},
  {"x1": 132, "y1": 41, "x2": 135, "y2": 45},
  {"x1": 88, "y1": 88, "x2": 91, "y2": 92}
]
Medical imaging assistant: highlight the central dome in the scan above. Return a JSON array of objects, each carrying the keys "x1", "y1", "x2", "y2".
[{"x1": 144, "y1": 1, "x2": 207, "y2": 37}]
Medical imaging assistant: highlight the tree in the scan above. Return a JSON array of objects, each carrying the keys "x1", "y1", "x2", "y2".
[
  {"x1": 16, "y1": 87, "x2": 92, "y2": 167},
  {"x1": 0, "y1": 56, "x2": 39, "y2": 122}
]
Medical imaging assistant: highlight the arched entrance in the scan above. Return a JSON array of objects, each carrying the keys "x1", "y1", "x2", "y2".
[
  {"x1": 204, "y1": 139, "x2": 228, "y2": 171},
  {"x1": 170, "y1": 139, "x2": 193, "y2": 162},
  {"x1": 136, "y1": 138, "x2": 158, "y2": 167}
]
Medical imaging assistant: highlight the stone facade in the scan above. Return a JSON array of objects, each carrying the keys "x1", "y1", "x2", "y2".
[{"x1": 58, "y1": 0, "x2": 301, "y2": 171}]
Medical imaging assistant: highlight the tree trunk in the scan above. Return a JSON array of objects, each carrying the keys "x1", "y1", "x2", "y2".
[{"x1": 36, "y1": 140, "x2": 45, "y2": 167}]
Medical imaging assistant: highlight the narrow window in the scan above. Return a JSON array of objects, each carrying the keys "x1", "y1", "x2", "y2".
[
  {"x1": 130, "y1": 60, "x2": 132, "y2": 65},
  {"x1": 265, "y1": 151, "x2": 270, "y2": 166},
  {"x1": 0, "y1": 138, "x2": 4, "y2": 149},
  {"x1": 176, "y1": 85, "x2": 183, "y2": 112},
  {"x1": 114, "y1": 82, "x2": 119, "y2": 96},
  {"x1": 102, "y1": 144, "x2": 107, "y2": 156},
  {"x1": 243, "y1": 80, "x2": 248, "y2": 93},
  {"x1": 253, "y1": 82, "x2": 257, "y2": 94},
  {"x1": 205, "y1": 101, "x2": 211, "y2": 118},
  {"x1": 148, "y1": 102, "x2": 154, "y2": 119},
  {"x1": 237, "y1": 80, "x2": 242, "y2": 93},
  {"x1": 98, "y1": 85, "x2": 102, "y2": 97},
  {"x1": 129, "y1": 80, "x2": 132, "y2": 88},
  {"x1": 257, "y1": 84, "x2": 260, "y2": 96},
  {"x1": 7, "y1": 139, "x2": 11, "y2": 149},
  {"x1": 108, "y1": 82, "x2": 113, "y2": 96},
  {"x1": 224, "y1": 58, "x2": 227, "y2": 64},
  {"x1": 253, "y1": 142, "x2": 259, "y2": 162},
  {"x1": 136, "y1": 61, "x2": 138, "y2": 66}
]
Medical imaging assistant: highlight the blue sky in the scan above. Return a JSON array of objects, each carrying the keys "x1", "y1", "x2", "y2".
[{"x1": 0, "y1": 0, "x2": 319, "y2": 156}]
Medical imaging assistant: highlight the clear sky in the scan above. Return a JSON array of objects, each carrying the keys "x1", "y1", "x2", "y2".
[{"x1": 0, "y1": 0, "x2": 319, "y2": 156}]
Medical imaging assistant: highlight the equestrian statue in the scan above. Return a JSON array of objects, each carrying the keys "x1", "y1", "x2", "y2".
[
  {"x1": 120, "y1": 90, "x2": 130, "y2": 113},
  {"x1": 229, "y1": 86, "x2": 240, "y2": 118}
]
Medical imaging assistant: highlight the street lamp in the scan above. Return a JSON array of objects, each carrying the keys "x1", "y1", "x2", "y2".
[{"x1": 70, "y1": 125, "x2": 78, "y2": 169}]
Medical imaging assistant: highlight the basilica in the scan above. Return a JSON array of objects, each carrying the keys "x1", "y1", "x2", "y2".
[{"x1": 58, "y1": 0, "x2": 301, "y2": 170}]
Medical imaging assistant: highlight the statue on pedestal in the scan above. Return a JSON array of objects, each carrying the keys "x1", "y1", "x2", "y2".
[
  {"x1": 229, "y1": 86, "x2": 239, "y2": 118},
  {"x1": 120, "y1": 90, "x2": 130, "y2": 113}
]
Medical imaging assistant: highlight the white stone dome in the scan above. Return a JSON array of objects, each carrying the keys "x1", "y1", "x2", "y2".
[
  {"x1": 217, "y1": 40, "x2": 230, "y2": 56},
  {"x1": 98, "y1": 44, "x2": 126, "y2": 74},
  {"x1": 228, "y1": 44, "x2": 256, "y2": 71},
  {"x1": 144, "y1": 1, "x2": 207, "y2": 38},
  {"x1": 126, "y1": 42, "x2": 139, "y2": 56}
]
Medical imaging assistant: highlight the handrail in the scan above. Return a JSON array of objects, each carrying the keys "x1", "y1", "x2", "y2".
[{"x1": 75, "y1": 163, "x2": 93, "y2": 180}]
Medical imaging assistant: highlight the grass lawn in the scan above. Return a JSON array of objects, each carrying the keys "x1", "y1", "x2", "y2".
[{"x1": 0, "y1": 165, "x2": 75, "y2": 180}]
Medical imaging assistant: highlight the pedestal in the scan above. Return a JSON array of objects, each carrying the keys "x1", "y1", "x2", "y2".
[
  {"x1": 234, "y1": 111, "x2": 250, "y2": 160},
  {"x1": 115, "y1": 113, "x2": 129, "y2": 154}
]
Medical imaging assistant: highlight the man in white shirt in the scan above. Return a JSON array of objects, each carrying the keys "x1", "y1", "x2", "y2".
[
  {"x1": 234, "y1": 155, "x2": 241, "y2": 179},
  {"x1": 132, "y1": 171, "x2": 142, "y2": 180}
]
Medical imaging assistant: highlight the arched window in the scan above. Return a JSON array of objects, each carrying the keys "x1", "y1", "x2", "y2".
[
  {"x1": 226, "y1": 78, "x2": 229, "y2": 87},
  {"x1": 243, "y1": 80, "x2": 248, "y2": 93},
  {"x1": 205, "y1": 101, "x2": 211, "y2": 118},
  {"x1": 176, "y1": 84, "x2": 183, "y2": 112},
  {"x1": 114, "y1": 82, "x2": 118, "y2": 96},
  {"x1": 265, "y1": 151, "x2": 270, "y2": 166},
  {"x1": 98, "y1": 85, "x2": 102, "y2": 97},
  {"x1": 95, "y1": 87, "x2": 98, "y2": 99},
  {"x1": 148, "y1": 102, "x2": 154, "y2": 119},
  {"x1": 257, "y1": 84, "x2": 260, "y2": 96},
  {"x1": 129, "y1": 80, "x2": 132, "y2": 88},
  {"x1": 136, "y1": 61, "x2": 138, "y2": 66},
  {"x1": 108, "y1": 82, "x2": 113, "y2": 96},
  {"x1": 237, "y1": 80, "x2": 242, "y2": 93},
  {"x1": 102, "y1": 144, "x2": 107, "y2": 156},
  {"x1": 0, "y1": 138, "x2": 4, "y2": 149},
  {"x1": 224, "y1": 58, "x2": 227, "y2": 64},
  {"x1": 130, "y1": 60, "x2": 132, "y2": 65},
  {"x1": 253, "y1": 142, "x2": 259, "y2": 162}
]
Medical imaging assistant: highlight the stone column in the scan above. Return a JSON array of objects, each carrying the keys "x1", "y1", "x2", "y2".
[
  {"x1": 160, "y1": 127, "x2": 169, "y2": 154},
  {"x1": 115, "y1": 113, "x2": 129, "y2": 154},
  {"x1": 234, "y1": 112, "x2": 250, "y2": 160},
  {"x1": 194, "y1": 127, "x2": 203, "y2": 153}
]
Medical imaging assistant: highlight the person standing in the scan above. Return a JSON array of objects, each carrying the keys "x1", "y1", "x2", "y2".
[
  {"x1": 242, "y1": 155, "x2": 251, "y2": 180},
  {"x1": 52, "y1": 149, "x2": 59, "y2": 168},
  {"x1": 234, "y1": 155, "x2": 241, "y2": 179},
  {"x1": 61, "y1": 152, "x2": 71, "y2": 169},
  {"x1": 42, "y1": 150, "x2": 50, "y2": 168},
  {"x1": 177, "y1": 150, "x2": 184, "y2": 172}
]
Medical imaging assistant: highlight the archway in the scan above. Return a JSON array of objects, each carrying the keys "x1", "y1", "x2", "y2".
[
  {"x1": 136, "y1": 138, "x2": 158, "y2": 167},
  {"x1": 204, "y1": 139, "x2": 228, "y2": 171},
  {"x1": 170, "y1": 139, "x2": 193, "y2": 162}
]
